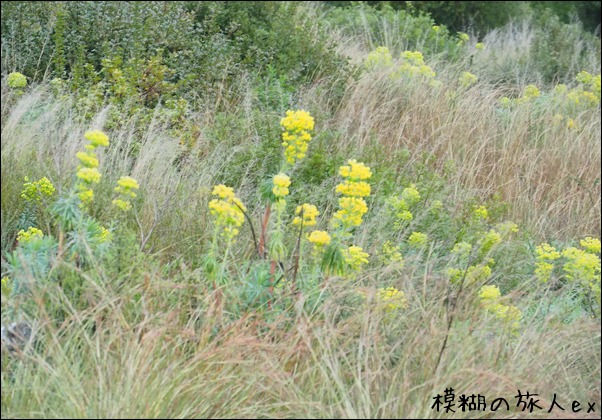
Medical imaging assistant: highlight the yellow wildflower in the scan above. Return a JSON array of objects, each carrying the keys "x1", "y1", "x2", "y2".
[
  {"x1": 338, "y1": 159, "x2": 372, "y2": 181},
  {"x1": 20, "y1": 176, "x2": 56, "y2": 202},
  {"x1": 76, "y1": 167, "x2": 102, "y2": 184},
  {"x1": 408, "y1": 231, "x2": 428, "y2": 248},
  {"x1": 335, "y1": 180, "x2": 371, "y2": 197},
  {"x1": 365, "y1": 46, "x2": 393, "y2": 69},
  {"x1": 17, "y1": 227, "x2": 43, "y2": 244},
  {"x1": 84, "y1": 130, "x2": 109, "y2": 148},
  {"x1": 581, "y1": 237, "x2": 601, "y2": 254},
  {"x1": 293, "y1": 203, "x2": 319, "y2": 227},
  {"x1": 308, "y1": 230, "x2": 331, "y2": 247},
  {"x1": 208, "y1": 184, "x2": 246, "y2": 240},
  {"x1": 272, "y1": 173, "x2": 291, "y2": 197},
  {"x1": 333, "y1": 197, "x2": 368, "y2": 228},
  {"x1": 459, "y1": 71, "x2": 478, "y2": 88},
  {"x1": 377, "y1": 287, "x2": 408, "y2": 311},
  {"x1": 344, "y1": 245, "x2": 369, "y2": 271}
]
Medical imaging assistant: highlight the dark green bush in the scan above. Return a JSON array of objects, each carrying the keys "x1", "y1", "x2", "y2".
[{"x1": 1, "y1": 2, "x2": 346, "y2": 101}]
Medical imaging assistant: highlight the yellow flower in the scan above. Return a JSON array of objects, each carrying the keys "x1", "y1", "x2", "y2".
[
  {"x1": 365, "y1": 46, "x2": 393, "y2": 69},
  {"x1": 432, "y1": 25, "x2": 440, "y2": 32},
  {"x1": 272, "y1": 173, "x2": 291, "y2": 197},
  {"x1": 78, "y1": 188, "x2": 94, "y2": 204},
  {"x1": 479, "y1": 284, "x2": 501, "y2": 301},
  {"x1": 76, "y1": 167, "x2": 102, "y2": 184},
  {"x1": 280, "y1": 110, "x2": 314, "y2": 132},
  {"x1": 76, "y1": 151, "x2": 99, "y2": 168},
  {"x1": 535, "y1": 243, "x2": 561, "y2": 283},
  {"x1": 335, "y1": 180, "x2": 371, "y2": 197},
  {"x1": 208, "y1": 184, "x2": 246, "y2": 240},
  {"x1": 98, "y1": 226, "x2": 112, "y2": 243},
  {"x1": 401, "y1": 185, "x2": 420, "y2": 205},
  {"x1": 457, "y1": 32, "x2": 469, "y2": 42},
  {"x1": 379, "y1": 241, "x2": 404, "y2": 264},
  {"x1": 344, "y1": 245, "x2": 369, "y2": 271},
  {"x1": 333, "y1": 197, "x2": 368, "y2": 228},
  {"x1": 523, "y1": 84, "x2": 540, "y2": 99},
  {"x1": 566, "y1": 118, "x2": 576, "y2": 129},
  {"x1": 459, "y1": 71, "x2": 478, "y2": 88},
  {"x1": 280, "y1": 111, "x2": 314, "y2": 166},
  {"x1": 115, "y1": 176, "x2": 140, "y2": 198},
  {"x1": 481, "y1": 230, "x2": 502, "y2": 254},
  {"x1": 562, "y1": 247, "x2": 601, "y2": 285},
  {"x1": 1, "y1": 277, "x2": 11, "y2": 296},
  {"x1": 17, "y1": 227, "x2": 43, "y2": 244},
  {"x1": 84, "y1": 130, "x2": 110, "y2": 148},
  {"x1": 408, "y1": 231, "x2": 428, "y2": 248},
  {"x1": 475, "y1": 42, "x2": 485, "y2": 50},
  {"x1": 212, "y1": 184, "x2": 235, "y2": 199},
  {"x1": 581, "y1": 237, "x2": 601, "y2": 254},
  {"x1": 20, "y1": 177, "x2": 56, "y2": 202},
  {"x1": 308, "y1": 230, "x2": 331, "y2": 247},
  {"x1": 377, "y1": 287, "x2": 408, "y2": 311},
  {"x1": 338, "y1": 159, "x2": 372, "y2": 181},
  {"x1": 7, "y1": 72, "x2": 27, "y2": 89},
  {"x1": 473, "y1": 205, "x2": 489, "y2": 220},
  {"x1": 112, "y1": 198, "x2": 132, "y2": 212},
  {"x1": 293, "y1": 203, "x2": 319, "y2": 227}
]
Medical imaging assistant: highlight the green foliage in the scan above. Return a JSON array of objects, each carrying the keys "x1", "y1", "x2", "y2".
[{"x1": 1, "y1": 2, "x2": 345, "y2": 95}]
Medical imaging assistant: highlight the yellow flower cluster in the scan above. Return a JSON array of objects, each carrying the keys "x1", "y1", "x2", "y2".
[
  {"x1": 112, "y1": 176, "x2": 140, "y2": 212},
  {"x1": 473, "y1": 205, "x2": 489, "y2": 220},
  {"x1": 20, "y1": 176, "x2": 56, "y2": 202},
  {"x1": 272, "y1": 173, "x2": 291, "y2": 198},
  {"x1": 447, "y1": 260, "x2": 494, "y2": 285},
  {"x1": 479, "y1": 285, "x2": 522, "y2": 333},
  {"x1": 365, "y1": 46, "x2": 393, "y2": 70},
  {"x1": 1, "y1": 277, "x2": 11, "y2": 296},
  {"x1": 397, "y1": 51, "x2": 437, "y2": 80},
  {"x1": 280, "y1": 110, "x2": 314, "y2": 165},
  {"x1": 581, "y1": 237, "x2": 601, "y2": 254},
  {"x1": 76, "y1": 130, "x2": 110, "y2": 205},
  {"x1": 208, "y1": 184, "x2": 246, "y2": 240},
  {"x1": 459, "y1": 71, "x2": 478, "y2": 88},
  {"x1": 7, "y1": 72, "x2": 27, "y2": 89},
  {"x1": 344, "y1": 245, "x2": 369, "y2": 271},
  {"x1": 535, "y1": 243, "x2": 561, "y2": 283},
  {"x1": 379, "y1": 240, "x2": 404, "y2": 265},
  {"x1": 308, "y1": 230, "x2": 331, "y2": 247},
  {"x1": 575, "y1": 71, "x2": 601, "y2": 100},
  {"x1": 562, "y1": 247, "x2": 601, "y2": 285},
  {"x1": 17, "y1": 226, "x2": 43, "y2": 244},
  {"x1": 76, "y1": 168, "x2": 101, "y2": 184},
  {"x1": 84, "y1": 130, "x2": 110, "y2": 149},
  {"x1": 475, "y1": 42, "x2": 485, "y2": 50},
  {"x1": 333, "y1": 160, "x2": 372, "y2": 229},
  {"x1": 451, "y1": 241, "x2": 472, "y2": 260},
  {"x1": 480, "y1": 229, "x2": 502, "y2": 255},
  {"x1": 339, "y1": 159, "x2": 372, "y2": 181},
  {"x1": 293, "y1": 203, "x2": 319, "y2": 227},
  {"x1": 333, "y1": 197, "x2": 369, "y2": 229},
  {"x1": 408, "y1": 231, "x2": 428, "y2": 248},
  {"x1": 98, "y1": 226, "x2": 112, "y2": 243},
  {"x1": 335, "y1": 180, "x2": 371, "y2": 197},
  {"x1": 388, "y1": 185, "x2": 421, "y2": 227},
  {"x1": 377, "y1": 287, "x2": 408, "y2": 311},
  {"x1": 432, "y1": 25, "x2": 440, "y2": 32},
  {"x1": 457, "y1": 32, "x2": 470, "y2": 43}
]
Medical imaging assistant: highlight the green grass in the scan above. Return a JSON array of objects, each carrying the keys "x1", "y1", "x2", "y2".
[{"x1": 1, "y1": 2, "x2": 601, "y2": 418}]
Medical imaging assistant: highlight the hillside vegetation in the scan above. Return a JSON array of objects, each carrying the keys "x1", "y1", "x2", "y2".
[{"x1": 1, "y1": 2, "x2": 601, "y2": 418}]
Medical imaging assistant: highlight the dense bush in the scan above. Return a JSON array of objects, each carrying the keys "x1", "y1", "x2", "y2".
[{"x1": 1, "y1": 2, "x2": 345, "y2": 99}]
